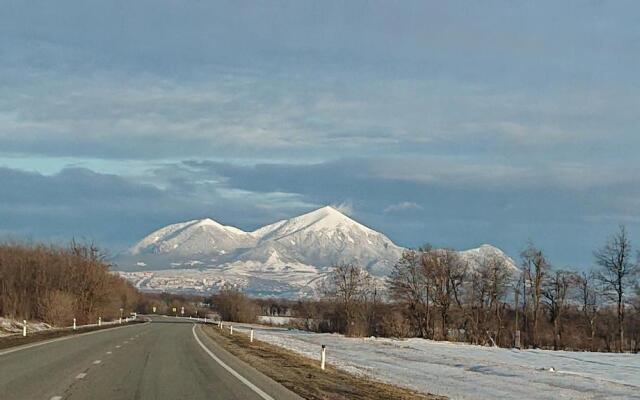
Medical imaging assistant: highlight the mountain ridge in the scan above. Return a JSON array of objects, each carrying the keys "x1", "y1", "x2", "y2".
[
  {"x1": 115, "y1": 206, "x2": 517, "y2": 296},
  {"x1": 119, "y1": 205, "x2": 403, "y2": 275}
]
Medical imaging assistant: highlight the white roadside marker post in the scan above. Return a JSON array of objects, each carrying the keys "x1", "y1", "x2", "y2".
[
  {"x1": 73, "y1": 318, "x2": 77, "y2": 330},
  {"x1": 250, "y1": 328, "x2": 254, "y2": 343},
  {"x1": 320, "y1": 345, "x2": 326, "y2": 370},
  {"x1": 22, "y1": 320, "x2": 27, "y2": 337},
  {"x1": 119, "y1": 317, "x2": 122, "y2": 324},
  {"x1": 230, "y1": 325, "x2": 233, "y2": 335},
  {"x1": 98, "y1": 317, "x2": 102, "y2": 327},
  {"x1": 219, "y1": 321, "x2": 223, "y2": 330},
  {"x1": 204, "y1": 316, "x2": 207, "y2": 324}
]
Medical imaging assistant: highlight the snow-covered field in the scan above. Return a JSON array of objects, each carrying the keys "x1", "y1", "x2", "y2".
[{"x1": 232, "y1": 324, "x2": 640, "y2": 400}]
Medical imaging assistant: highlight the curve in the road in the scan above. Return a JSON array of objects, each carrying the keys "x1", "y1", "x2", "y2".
[{"x1": 0, "y1": 316, "x2": 301, "y2": 400}]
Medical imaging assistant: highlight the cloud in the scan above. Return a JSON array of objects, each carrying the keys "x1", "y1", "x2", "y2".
[
  {"x1": 332, "y1": 201, "x2": 355, "y2": 216},
  {"x1": 1, "y1": 159, "x2": 640, "y2": 266},
  {"x1": 0, "y1": 166, "x2": 316, "y2": 251},
  {"x1": 1, "y1": 1, "x2": 640, "y2": 267},
  {"x1": 384, "y1": 201, "x2": 424, "y2": 213},
  {"x1": 1, "y1": 59, "x2": 639, "y2": 164},
  {"x1": 166, "y1": 158, "x2": 640, "y2": 266}
]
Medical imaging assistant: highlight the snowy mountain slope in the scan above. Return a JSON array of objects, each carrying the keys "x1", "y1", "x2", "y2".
[
  {"x1": 128, "y1": 218, "x2": 256, "y2": 260},
  {"x1": 458, "y1": 244, "x2": 519, "y2": 273},
  {"x1": 250, "y1": 219, "x2": 287, "y2": 237},
  {"x1": 116, "y1": 206, "x2": 518, "y2": 296},
  {"x1": 243, "y1": 206, "x2": 403, "y2": 275},
  {"x1": 121, "y1": 206, "x2": 402, "y2": 275}
]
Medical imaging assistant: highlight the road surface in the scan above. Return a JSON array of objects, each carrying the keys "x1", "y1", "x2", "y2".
[{"x1": 0, "y1": 316, "x2": 302, "y2": 400}]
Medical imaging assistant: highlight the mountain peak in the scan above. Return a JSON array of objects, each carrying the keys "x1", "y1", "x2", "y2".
[
  {"x1": 194, "y1": 218, "x2": 222, "y2": 227},
  {"x1": 302, "y1": 205, "x2": 349, "y2": 219},
  {"x1": 320, "y1": 205, "x2": 342, "y2": 213},
  {"x1": 279, "y1": 205, "x2": 359, "y2": 234}
]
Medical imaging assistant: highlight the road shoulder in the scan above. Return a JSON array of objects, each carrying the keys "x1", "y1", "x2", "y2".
[
  {"x1": 200, "y1": 324, "x2": 445, "y2": 400},
  {"x1": 194, "y1": 324, "x2": 303, "y2": 400}
]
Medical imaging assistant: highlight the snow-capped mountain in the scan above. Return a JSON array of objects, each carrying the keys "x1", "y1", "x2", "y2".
[
  {"x1": 459, "y1": 244, "x2": 519, "y2": 273},
  {"x1": 239, "y1": 206, "x2": 403, "y2": 275},
  {"x1": 129, "y1": 218, "x2": 256, "y2": 259},
  {"x1": 121, "y1": 206, "x2": 403, "y2": 275},
  {"x1": 115, "y1": 206, "x2": 516, "y2": 297}
]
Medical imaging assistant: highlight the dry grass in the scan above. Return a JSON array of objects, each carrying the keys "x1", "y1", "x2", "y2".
[{"x1": 202, "y1": 325, "x2": 446, "y2": 400}]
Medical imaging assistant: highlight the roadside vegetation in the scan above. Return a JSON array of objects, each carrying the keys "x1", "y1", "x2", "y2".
[
  {"x1": 0, "y1": 241, "x2": 139, "y2": 326},
  {"x1": 211, "y1": 226, "x2": 640, "y2": 353},
  {"x1": 2, "y1": 225, "x2": 638, "y2": 354}
]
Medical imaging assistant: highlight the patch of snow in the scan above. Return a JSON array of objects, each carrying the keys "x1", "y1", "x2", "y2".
[
  {"x1": 257, "y1": 316, "x2": 294, "y2": 325},
  {"x1": 0, "y1": 317, "x2": 52, "y2": 336},
  {"x1": 232, "y1": 325, "x2": 640, "y2": 400}
]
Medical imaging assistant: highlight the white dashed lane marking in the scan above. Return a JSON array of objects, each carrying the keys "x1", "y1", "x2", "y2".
[
  {"x1": 115, "y1": 345, "x2": 121, "y2": 348},
  {"x1": 93, "y1": 360, "x2": 102, "y2": 365},
  {"x1": 106, "y1": 351, "x2": 112, "y2": 354},
  {"x1": 75, "y1": 373, "x2": 87, "y2": 379},
  {"x1": 50, "y1": 396, "x2": 62, "y2": 400}
]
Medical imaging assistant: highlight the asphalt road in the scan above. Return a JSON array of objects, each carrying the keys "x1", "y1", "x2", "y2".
[{"x1": 0, "y1": 316, "x2": 302, "y2": 400}]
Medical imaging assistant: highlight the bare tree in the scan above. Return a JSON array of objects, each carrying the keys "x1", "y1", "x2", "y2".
[
  {"x1": 595, "y1": 225, "x2": 639, "y2": 352},
  {"x1": 465, "y1": 254, "x2": 513, "y2": 346},
  {"x1": 575, "y1": 271, "x2": 600, "y2": 350},
  {"x1": 513, "y1": 274, "x2": 525, "y2": 346},
  {"x1": 521, "y1": 243, "x2": 550, "y2": 348},
  {"x1": 423, "y1": 249, "x2": 466, "y2": 340},
  {"x1": 324, "y1": 264, "x2": 373, "y2": 336},
  {"x1": 630, "y1": 285, "x2": 640, "y2": 352},
  {"x1": 543, "y1": 269, "x2": 575, "y2": 350},
  {"x1": 388, "y1": 250, "x2": 430, "y2": 337},
  {"x1": 484, "y1": 255, "x2": 514, "y2": 345}
]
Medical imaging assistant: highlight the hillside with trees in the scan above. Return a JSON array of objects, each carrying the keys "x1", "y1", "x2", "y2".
[
  {"x1": 263, "y1": 226, "x2": 640, "y2": 353},
  {"x1": 0, "y1": 242, "x2": 139, "y2": 326}
]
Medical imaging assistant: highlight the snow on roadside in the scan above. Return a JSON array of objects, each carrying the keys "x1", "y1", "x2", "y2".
[
  {"x1": 0, "y1": 316, "x2": 134, "y2": 337},
  {"x1": 232, "y1": 324, "x2": 640, "y2": 400},
  {"x1": 0, "y1": 317, "x2": 51, "y2": 337},
  {"x1": 257, "y1": 316, "x2": 295, "y2": 326}
]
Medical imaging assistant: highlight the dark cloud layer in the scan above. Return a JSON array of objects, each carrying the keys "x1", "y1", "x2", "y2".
[
  {"x1": 1, "y1": 160, "x2": 639, "y2": 266},
  {"x1": 179, "y1": 159, "x2": 640, "y2": 266},
  {"x1": 0, "y1": 166, "x2": 303, "y2": 252}
]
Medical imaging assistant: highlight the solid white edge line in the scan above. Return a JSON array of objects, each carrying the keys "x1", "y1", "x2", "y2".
[
  {"x1": 192, "y1": 324, "x2": 275, "y2": 400},
  {"x1": 0, "y1": 321, "x2": 150, "y2": 357}
]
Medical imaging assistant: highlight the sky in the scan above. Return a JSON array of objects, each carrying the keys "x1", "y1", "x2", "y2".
[{"x1": 1, "y1": 0, "x2": 639, "y2": 267}]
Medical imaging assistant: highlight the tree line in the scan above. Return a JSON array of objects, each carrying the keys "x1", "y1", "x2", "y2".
[
  {"x1": 0, "y1": 242, "x2": 139, "y2": 326},
  {"x1": 289, "y1": 225, "x2": 640, "y2": 352}
]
